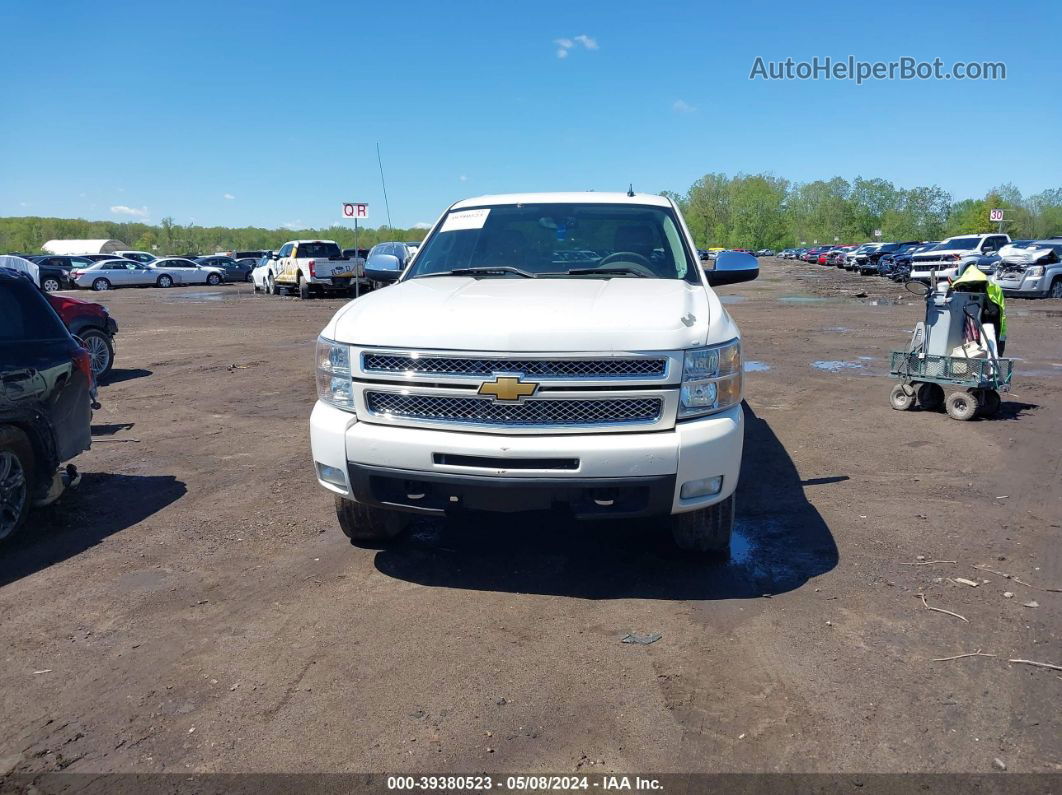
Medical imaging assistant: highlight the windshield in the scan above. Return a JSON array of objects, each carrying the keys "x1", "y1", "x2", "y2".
[
  {"x1": 405, "y1": 203, "x2": 697, "y2": 282},
  {"x1": 295, "y1": 242, "x2": 342, "y2": 259},
  {"x1": 935, "y1": 237, "x2": 979, "y2": 250}
]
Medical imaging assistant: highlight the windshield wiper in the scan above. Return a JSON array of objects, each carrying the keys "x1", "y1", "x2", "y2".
[
  {"x1": 565, "y1": 267, "x2": 648, "y2": 277},
  {"x1": 420, "y1": 266, "x2": 536, "y2": 279}
]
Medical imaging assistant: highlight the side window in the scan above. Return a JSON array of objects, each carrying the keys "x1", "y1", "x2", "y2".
[{"x1": 279, "y1": 244, "x2": 293, "y2": 258}]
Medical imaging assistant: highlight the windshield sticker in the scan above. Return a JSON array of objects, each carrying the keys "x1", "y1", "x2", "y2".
[{"x1": 440, "y1": 208, "x2": 490, "y2": 232}]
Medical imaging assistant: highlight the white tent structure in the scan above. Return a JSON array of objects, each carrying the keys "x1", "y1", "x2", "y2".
[
  {"x1": 43, "y1": 239, "x2": 128, "y2": 255},
  {"x1": 0, "y1": 255, "x2": 41, "y2": 285}
]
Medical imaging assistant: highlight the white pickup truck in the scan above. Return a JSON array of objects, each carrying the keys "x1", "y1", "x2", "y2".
[
  {"x1": 309, "y1": 193, "x2": 758, "y2": 555},
  {"x1": 909, "y1": 233, "x2": 1010, "y2": 282},
  {"x1": 270, "y1": 239, "x2": 362, "y2": 298}
]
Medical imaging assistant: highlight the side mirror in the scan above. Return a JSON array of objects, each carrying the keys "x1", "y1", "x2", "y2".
[
  {"x1": 705, "y1": 250, "x2": 759, "y2": 286},
  {"x1": 365, "y1": 254, "x2": 402, "y2": 283},
  {"x1": 271, "y1": 253, "x2": 279, "y2": 261}
]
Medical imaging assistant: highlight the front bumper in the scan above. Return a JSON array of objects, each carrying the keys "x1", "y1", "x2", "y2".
[
  {"x1": 995, "y1": 274, "x2": 1048, "y2": 297},
  {"x1": 310, "y1": 401, "x2": 744, "y2": 517}
]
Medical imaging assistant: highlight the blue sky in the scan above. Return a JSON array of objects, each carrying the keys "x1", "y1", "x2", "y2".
[{"x1": 3, "y1": 0, "x2": 1059, "y2": 229}]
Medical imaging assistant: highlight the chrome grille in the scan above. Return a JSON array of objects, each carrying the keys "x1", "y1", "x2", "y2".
[
  {"x1": 362, "y1": 353, "x2": 666, "y2": 379},
  {"x1": 365, "y1": 392, "x2": 662, "y2": 426}
]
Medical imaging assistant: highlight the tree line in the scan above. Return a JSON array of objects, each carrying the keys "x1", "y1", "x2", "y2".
[
  {"x1": 665, "y1": 176, "x2": 1062, "y2": 249},
  {"x1": 2, "y1": 176, "x2": 1060, "y2": 255},
  {"x1": 0, "y1": 216, "x2": 429, "y2": 256}
]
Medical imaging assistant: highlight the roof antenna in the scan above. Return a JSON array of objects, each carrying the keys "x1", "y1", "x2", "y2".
[{"x1": 627, "y1": 183, "x2": 635, "y2": 197}]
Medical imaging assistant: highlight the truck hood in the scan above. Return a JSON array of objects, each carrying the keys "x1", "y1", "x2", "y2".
[
  {"x1": 912, "y1": 246, "x2": 979, "y2": 261},
  {"x1": 325, "y1": 276, "x2": 714, "y2": 351}
]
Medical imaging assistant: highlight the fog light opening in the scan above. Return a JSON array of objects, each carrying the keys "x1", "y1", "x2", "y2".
[
  {"x1": 680, "y1": 476, "x2": 723, "y2": 500},
  {"x1": 316, "y1": 462, "x2": 347, "y2": 488}
]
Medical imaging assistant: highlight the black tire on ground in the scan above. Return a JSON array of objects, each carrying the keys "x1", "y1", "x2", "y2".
[
  {"x1": 92, "y1": 278, "x2": 111, "y2": 291},
  {"x1": 298, "y1": 276, "x2": 311, "y2": 299},
  {"x1": 890, "y1": 384, "x2": 916, "y2": 411},
  {"x1": 156, "y1": 274, "x2": 173, "y2": 288},
  {"x1": 268, "y1": 278, "x2": 278, "y2": 295},
  {"x1": 945, "y1": 390, "x2": 978, "y2": 421},
  {"x1": 916, "y1": 382, "x2": 945, "y2": 411},
  {"x1": 79, "y1": 329, "x2": 114, "y2": 379},
  {"x1": 1050, "y1": 278, "x2": 1062, "y2": 299},
  {"x1": 670, "y1": 494, "x2": 734, "y2": 556},
  {"x1": 0, "y1": 425, "x2": 35, "y2": 544},
  {"x1": 334, "y1": 495, "x2": 410, "y2": 546},
  {"x1": 246, "y1": 271, "x2": 254, "y2": 282},
  {"x1": 42, "y1": 277, "x2": 62, "y2": 292},
  {"x1": 207, "y1": 273, "x2": 221, "y2": 286},
  {"x1": 979, "y1": 389, "x2": 1001, "y2": 417}
]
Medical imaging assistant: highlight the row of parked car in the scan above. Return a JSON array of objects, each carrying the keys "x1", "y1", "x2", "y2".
[
  {"x1": 776, "y1": 234, "x2": 1062, "y2": 298},
  {"x1": 7, "y1": 250, "x2": 270, "y2": 293}
]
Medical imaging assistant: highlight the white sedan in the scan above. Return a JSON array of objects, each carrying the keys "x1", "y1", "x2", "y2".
[
  {"x1": 251, "y1": 256, "x2": 274, "y2": 293},
  {"x1": 149, "y1": 257, "x2": 228, "y2": 286}
]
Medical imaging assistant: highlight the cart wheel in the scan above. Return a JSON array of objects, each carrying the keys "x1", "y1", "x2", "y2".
[
  {"x1": 890, "y1": 384, "x2": 916, "y2": 411},
  {"x1": 979, "y1": 389, "x2": 1001, "y2": 418},
  {"x1": 945, "y1": 391, "x2": 978, "y2": 421},
  {"x1": 916, "y1": 383, "x2": 945, "y2": 411}
]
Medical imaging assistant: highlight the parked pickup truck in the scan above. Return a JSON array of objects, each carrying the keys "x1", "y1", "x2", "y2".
[
  {"x1": 272, "y1": 240, "x2": 362, "y2": 298},
  {"x1": 909, "y1": 233, "x2": 1010, "y2": 282},
  {"x1": 309, "y1": 192, "x2": 759, "y2": 555}
]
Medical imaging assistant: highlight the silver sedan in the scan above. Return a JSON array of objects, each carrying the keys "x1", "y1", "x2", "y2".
[{"x1": 149, "y1": 258, "x2": 227, "y2": 286}]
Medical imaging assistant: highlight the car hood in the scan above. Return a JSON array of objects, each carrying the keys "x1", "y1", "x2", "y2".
[
  {"x1": 325, "y1": 276, "x2": 716, "y2": 351},
  {"x1": 1001, "y1": 246, "x2": 1052, "y2": 265}
]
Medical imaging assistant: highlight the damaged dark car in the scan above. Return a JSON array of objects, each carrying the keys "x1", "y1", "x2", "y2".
[{"x1": 1, "y1": 268, "x2": 95, "y2": 541}]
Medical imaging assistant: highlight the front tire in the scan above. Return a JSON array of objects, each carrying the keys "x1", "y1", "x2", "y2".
[
  {"x1": 890, "y1": 383, "x2": 916, "y2": 411},
  {"x1": 945, "y1": 391, "x2": 978, "y2": 421},
  {"x1": 92, "y1": 278, "x2": 111, "y2": 291},
  {"x1": 206, "y1": 273, "x2": 221, "y2": 286},
  {"x1": 79, "y1": 329, "x2": 114, "y2": 379},
  {"x1": 0, "y1": 426, "x2": 35, "y2": 544},
  {"x1": 269, "y1": 277, "x2": 279, "y2": 296},
  {"x1": 156, "y1": 274, "x2": 173, "y2": 288},
  {"x1": 670, "y1": 494, "x2": 734, "y2": 556},
  {"x1": 335, "y1": 496, "x2": 410, "y2": 546},
  {"x1": 1050, "y1": 278, "x2": 1062, "y2": 299},
  {"x1": 42, "y1": 277, "x2": 62, "y2": 292}
]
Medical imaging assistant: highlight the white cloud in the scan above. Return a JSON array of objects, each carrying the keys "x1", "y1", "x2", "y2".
[
  {"x1": 413, "y1": 222, "x2": 432, "y2": 230},
  {"x1": 282, "y1": 220, "x2": 304, "y2": 230},
  {"x1": 110, "y1": 205, "x2": 149, "y2": 217},
  {"x1": 459, "y1": 175, "x2": 468, "y2": 182},
  {"x1": 672, "y1": 99, "x2": 696, "y2": 113},
  {"x1": 19, "y1": 201, "x2": 28, "y2": 207},
  {"x1": 555, "y1": 34, "x2": 597, "y2": 58},
  {"x1": 223, "y1": 193, "x2": 235, "y2": 200}
]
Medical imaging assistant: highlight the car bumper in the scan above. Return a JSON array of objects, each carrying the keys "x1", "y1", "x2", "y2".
[
  {"x1": 309, "y1": 401, "x2": 744, "y2": 518},
  {"x1": 996, "y1": 276, "x2": 1048, "y2": 297}
]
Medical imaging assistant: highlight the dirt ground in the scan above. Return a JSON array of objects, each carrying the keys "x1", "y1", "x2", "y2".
[{"x1": 1, "y1": 261, "x2": 1060, "y2": 776}]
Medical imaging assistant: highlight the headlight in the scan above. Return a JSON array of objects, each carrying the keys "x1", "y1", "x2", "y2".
[
  {"x1": 316, "y1": 336, "x2": 355, "y2": 411},
  {"x1": 1026, "y1": 266, "x2": 1044, "y2": 277},
  {"x1": 679, "y1": 340, "x2": 742, "y2": 419}
]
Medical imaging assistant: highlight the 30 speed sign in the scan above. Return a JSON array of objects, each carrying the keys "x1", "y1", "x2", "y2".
[
  {"x1": 342, "y1": 202, "x2": 369, "y2": 219},
  {"x1": 989, "y1": 208, "x2": 1004, "y2": 222}
]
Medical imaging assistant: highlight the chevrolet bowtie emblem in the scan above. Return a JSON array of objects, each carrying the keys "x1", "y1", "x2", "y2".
[{"x1": 478, "y1": 375, "x2": 539, "y2": 402}]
